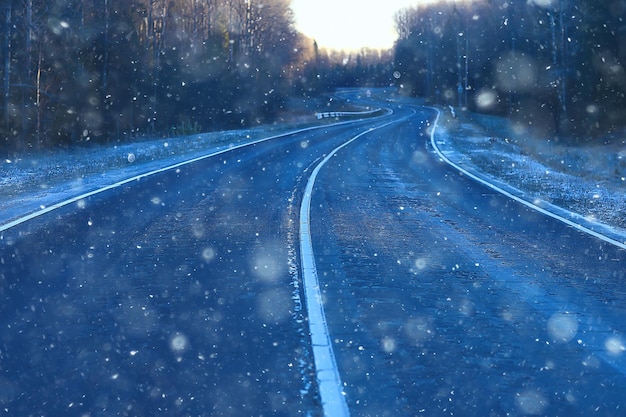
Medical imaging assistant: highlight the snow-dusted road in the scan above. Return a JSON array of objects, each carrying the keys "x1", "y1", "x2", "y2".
[
  {"x1": 312, "y1": 102, "x2": 626, "y2": 416},
  {"x1": 0, "y1": 106, "x2": 404, "y2": 415},
  {"x1": 1, "y1": 93, "x2": 625, "y2": 416}
]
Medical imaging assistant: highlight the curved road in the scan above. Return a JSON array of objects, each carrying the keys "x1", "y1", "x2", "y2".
[{"x1": 0, "y1": 93, "x2": 625, "y2": 416}]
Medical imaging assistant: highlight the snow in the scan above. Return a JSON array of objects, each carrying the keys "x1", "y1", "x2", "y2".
[
  {"x1": 0, "y1": 94, "x2": 373, "y2": 229},
  {"x1": 0, "y1": 124, "x2": 317, "y2": 228},
  {"x1": 433, "y1": 109, "x2": 626, "y2": 246},
  {"x1": 2, "y1": 99, "x2": 625, "y2": 250}
]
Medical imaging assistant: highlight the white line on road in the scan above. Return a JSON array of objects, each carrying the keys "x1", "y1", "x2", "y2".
[
  {"x1": 0, "y1": 114, "x2": 392, "y2": 233},
  {"x1": 428, "y1": 108, "x2": 626, "y2": 250},
  {"x1": 298, "y1": 113, "x2": 412, "y2": 417},
  {"x1": 428, "y1": 107, "x2": 626, "y2": 377}
]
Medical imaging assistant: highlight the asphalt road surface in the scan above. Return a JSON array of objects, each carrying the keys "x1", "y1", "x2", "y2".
[{"x1": 1, "y1": 95, "x2": 625, "y2": 416}]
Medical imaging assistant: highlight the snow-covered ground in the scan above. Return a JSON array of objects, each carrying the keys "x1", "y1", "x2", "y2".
[
  {"x1": 433, "y1": 109, "x2": 626, "y2": 246},
  {"x1": 0, "y1": 124, "x2": 306, "y2": 228},
  {"x1": 0, "y1": 94, "x2": 375, "y2": 229},
  {"x1": 2, "y1": 98, "x2": 625, "y2": 248}
]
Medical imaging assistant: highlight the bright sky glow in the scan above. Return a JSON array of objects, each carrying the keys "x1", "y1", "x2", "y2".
[{"x1": 291, "y1": 0, "x2": 424, "y2": 51}]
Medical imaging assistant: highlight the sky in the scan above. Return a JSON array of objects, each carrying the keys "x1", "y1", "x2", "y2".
[{"x1": 290, "y1": 0, "x2": 423, "y2": 51}]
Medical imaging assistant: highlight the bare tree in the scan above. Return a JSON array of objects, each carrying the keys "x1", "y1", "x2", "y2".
[
  {"x1": 144, "y1": 0, "x2": 168, "y2": 132},
  {"x1": 2, "y1": 3, "x2": 11, "y2": 129},
  {"x1": 394, "y1": 7, "x2": 418, "y2": 42}
]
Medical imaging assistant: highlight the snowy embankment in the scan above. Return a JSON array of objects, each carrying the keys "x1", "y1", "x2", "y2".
[
  {"x1": 434, "y1": 109, "x2": 626, "y2": 247},
  {"x1": 0, "y1": 97, "x2": 380, "y2": 229},
  {"x1": 0, "y1": 124, "x2": 310, "y2": 228},
  {"x1": 1, "y1": 98, "x2": 624, "y2": 249}
]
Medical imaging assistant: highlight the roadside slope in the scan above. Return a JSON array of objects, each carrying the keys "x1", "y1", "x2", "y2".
[{"x1": 432, "y1": 108, "x2": 626, "y2": 248}]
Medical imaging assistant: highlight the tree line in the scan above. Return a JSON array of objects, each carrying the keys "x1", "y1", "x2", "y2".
[
  {"x1": 393, "y1": 0, "x2": 626, "y2": 141},
  {"x1": 1, "y1": 0, "x2": 302, "y2": 152},
  {"x1": 0, "y1": 0, "x2": 397, "y2": 155},
  {"x1": 10, "y1": 0, "x2": 617, "y2": 153},
  {"x1": 294, "y1": 40, "x2": 394, "y2": 95}
]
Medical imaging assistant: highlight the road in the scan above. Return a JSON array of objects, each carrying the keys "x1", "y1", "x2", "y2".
[{"x1": 1, "y1": 93, "x2": 625, "y2": 416}]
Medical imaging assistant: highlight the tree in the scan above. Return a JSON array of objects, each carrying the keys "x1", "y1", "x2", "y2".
[
  {"x1": 2, "y1": 3, "x2": 11, "y2": 132},
  {"x1": 393, "y1": 0, "x2": 626, "y2": 140},
  {"x1": 0, "y1": 0, "x2": 332, "y2": 153}
]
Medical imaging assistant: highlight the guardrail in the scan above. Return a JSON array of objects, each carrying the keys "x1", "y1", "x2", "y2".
[{"x1": 315, "y1": 108, "x2": 383, "y2": 119}]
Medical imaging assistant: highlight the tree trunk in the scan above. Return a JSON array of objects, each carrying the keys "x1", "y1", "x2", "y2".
[
  {"x1": 549, "y1": 5, "x2": 568, "y2": 133},
  {"x1": 558, "y1": 0, "x2": 567, "y2": 130},
  {"x1": 36, "y1": 47, "x2": 42, "y2": 147},
  {"x1": 3, "y1": 4, "x2": 11, "y2": 129},
  {"x1": 103, "y1": 0, "x2": 109, "y2": 95},
  {"x1": 457, "y1": 34, "x2": 463, "y2": 108},
  {"x1": 24, "y1": 0, "x2": 33, "y2": 148}
]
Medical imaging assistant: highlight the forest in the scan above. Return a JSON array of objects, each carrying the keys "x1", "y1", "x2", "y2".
[
  {"x1": 2, "y1": 0, "x2": 625, "y2": 153},
  {"x1": 0, "y1": 0, "x2": 390, "y2": 153},
  {"x1": 393, "y1": 0, "x2": 626, "y2": 141}
]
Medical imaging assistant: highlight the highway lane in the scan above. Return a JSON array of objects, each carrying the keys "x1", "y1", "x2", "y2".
[
  {"x1": 0, "y1": 112, "x2": 410, "y2": 416},
  {"x1": 1, "y1": 96, "x2": 625, "y2": 417},
  {"x1": 311, "y1": 105, "x2": 626, "y2": 416}
]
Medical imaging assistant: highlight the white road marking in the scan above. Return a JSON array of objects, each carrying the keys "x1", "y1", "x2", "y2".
[
  {"x1": 298, "y1": 113, "x2": 411, "y2": 416},
  {"x1": 0, "y1": 116, "x2": 388, "y2": 233},
  {"x1": 428, "y1": 107, "x2": 626, "y2": 376},
  {"x1": 428, "y1": 108, "x2": 626, "y2": 250}
]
